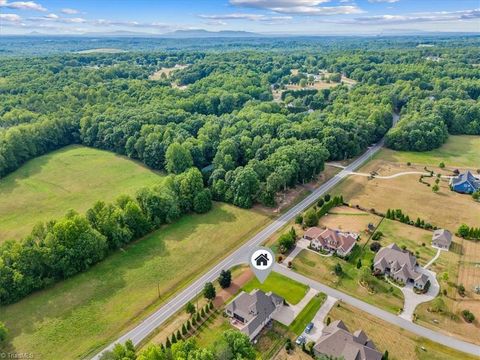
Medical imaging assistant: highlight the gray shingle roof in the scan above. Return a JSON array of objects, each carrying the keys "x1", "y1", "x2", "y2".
[
  {"x1": 314, "y1": 321, "x2": 382, "y2": 360},
  {"x1": 225, "y1": 289, "x2": 283, "y2": 338},
  {"x1": 432, "y1": 229, "x2": 452, "y2": 247}
]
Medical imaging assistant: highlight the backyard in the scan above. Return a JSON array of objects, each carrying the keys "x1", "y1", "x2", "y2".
[{"x1": 415, "y1": 237, "x2": 480, "y2": 345}]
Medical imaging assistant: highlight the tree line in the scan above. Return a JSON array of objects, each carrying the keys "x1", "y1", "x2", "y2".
[
  {"x1": 0, "y1": 167, "x2": 212, "y2": 304},
  {"x1": 101, "y1": 330, "x2": 255, "y2": 360}
]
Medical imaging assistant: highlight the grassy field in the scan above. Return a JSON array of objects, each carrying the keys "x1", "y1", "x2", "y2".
[
  {"x1": 289, "y1": 293, "x2": 327, "y2": 335},
  {"x1": 242, "y1": 271, "x2": 309, "y2": 305},
  {"x1": 293, "y1": 249, "x2": 404, "y2": 314},
  {"x1": 415, "y1": 237, "x2": 480, "y2": 345},
  {"x1": 1, "y1": 203, "x2": 270, "y2": 360},
  {"x1": 376, "y1": 135, "x2": 480, "y2": 169},
  {"x1": 327, "y1": 303, "x2": 478, "y2": 360},
  {"x1": 0, "y1": 145, "x2": 163, "y2": 243},
  {"x1": 333, "y1": 156, "x2": 480, "y2": 230}
]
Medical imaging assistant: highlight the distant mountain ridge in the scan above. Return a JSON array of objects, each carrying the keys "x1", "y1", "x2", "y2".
[{"x1": 161, "y1": 29, "x2": 263, "y2": 38}]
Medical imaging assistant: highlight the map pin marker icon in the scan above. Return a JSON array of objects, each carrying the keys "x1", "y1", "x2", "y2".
[{"x1": 249, "y1": 246, "x2": 275, "y2": 283}]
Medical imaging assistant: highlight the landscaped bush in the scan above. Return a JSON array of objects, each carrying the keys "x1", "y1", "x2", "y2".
[
  {"x1": 370, "y1": 242, "x2": 381, "y2": 252},
  {"x1": 462, "y1": 309, "x2": 475, "y2": 323}
]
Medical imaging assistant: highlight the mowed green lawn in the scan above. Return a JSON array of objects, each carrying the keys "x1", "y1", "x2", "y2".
[
  {"x1": 0, "y1": 145, "x2": 163, "y2": 243},
  {"x1": 242, "y1": 271, "x2": 309, "y2": 305},
  {"x1": 376, "y1": 135, "x2": 480, "y2": 168},
  {"x1": 289, "y1": 293, "x2": 326, "y2": 335},
  {"x1": 2, "y1": 203, "x2": 270, "y2": 359}
]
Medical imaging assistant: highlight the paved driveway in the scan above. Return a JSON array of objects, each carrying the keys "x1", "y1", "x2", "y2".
[
  {"x1": 398, "y1": 267, "x2": 440, "y2": 321},
  {"x1": 305, "y1": 296, "x2": 338, "y2": 342},
  {"x1": 273, "y1": 288, "x2": 318, "y2": 325}
]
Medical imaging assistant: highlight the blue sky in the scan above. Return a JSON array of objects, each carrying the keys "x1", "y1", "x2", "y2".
[{"x1": 1, "y1": 0, "x2": 479, "y2": 35}]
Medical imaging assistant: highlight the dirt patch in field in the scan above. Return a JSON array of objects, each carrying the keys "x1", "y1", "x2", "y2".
[
  {"x1": 214, "y1": 268, "x2": 253, "y2": 308},
  {"x1": 149, "y1": 64, "x2": 188, "y2": 80}
]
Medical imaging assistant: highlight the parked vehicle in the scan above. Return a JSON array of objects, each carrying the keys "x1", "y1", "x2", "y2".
[
  {"x1": 305, "y1": 322, "x2": 314, "y2": 333},
  {"x1": 296, "y1": 335, "x2": 306, "y2": 345}
]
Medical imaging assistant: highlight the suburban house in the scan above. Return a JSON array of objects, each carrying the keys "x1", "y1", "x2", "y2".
[
  {"x1": 432, "y1": 229, "x2": 452, "y2": 250},
  {"x1": 373, "y1": 243, "x2": 430, "y2": 290},
  {"x1": 313, "y1": 320, "x2": 382, "y2": 360},
  {"x1": 450, "y1": 171, "x2": 480, "y2": 194},
  {"x1": 304, "y1": 227, "x2": 358, "y2": 257},
  {"x1": 224, "y1": 289, "x2": 283, "y2": 340}
]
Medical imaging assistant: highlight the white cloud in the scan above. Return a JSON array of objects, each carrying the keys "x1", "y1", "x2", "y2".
[
  {"x1": 0, "y1": 1, "x2": 46, "y2": 11},
  {"x1": 354, "y1": 8, "x2": 480, "y2": 24},
  {"x1": 61, "y1": 8, "x2": 79, "y2": 14},
  {"x1": 0, "y1": 13, "x2": 22, "y2": 22},
  {"x1": 230, "y1": 0, "x2": 363, "y2": 15},
  {"x1": 198, "y1": 13, "x2": 292, "y2": 21},
  {"x1": 368, "y1": 0, "x2": 399, "y2": 3},
  {"x1": 230, "y1": 0, "x2": 330, "y2": 7},
  {"x1": 45, "y1": 13, "x2": 58, "y2": 19}
]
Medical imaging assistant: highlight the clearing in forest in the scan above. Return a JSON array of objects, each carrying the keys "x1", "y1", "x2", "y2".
[{"x1": 0, "y1": 145, "x2": 163, "y2": 243}]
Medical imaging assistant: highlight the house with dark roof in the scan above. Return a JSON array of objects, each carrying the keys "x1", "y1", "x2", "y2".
[
  {"x1": 313, "y1": 320, "x2": 382, "y2": 360},
  {"x1": 224, "y1": 289, "x2": 283, "y2": 340},
  {"x1": 450, "y1": 171, "x2": 480, "y2": 194},
  {"x1": 432, "y1": 229, "x2": 452, "y2": 250},
  {"x1": 304, "y1": 227, "x2": 358, "y2": 257},
  {"x1": 373, "y1": 243, "x2": 429, "y2": 290}
]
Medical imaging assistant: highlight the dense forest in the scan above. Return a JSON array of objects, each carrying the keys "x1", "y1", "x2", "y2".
[{"x1": 0, "y1": 36, "x2": 479, "y2": 304}]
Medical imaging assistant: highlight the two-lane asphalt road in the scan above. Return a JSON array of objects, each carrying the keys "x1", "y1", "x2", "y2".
[
  {"x1": 93, "y1": 141, "x2": 384, "y2": 359},
  {"x1": 274, "y1": 265, "x2": 480, "y2": 357}
]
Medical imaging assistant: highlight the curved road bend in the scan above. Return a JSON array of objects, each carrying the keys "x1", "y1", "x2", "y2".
[
  {"x1": 274, "y1": 265, "x2": 480, "y2": 357},
  {"x1": 92, "y1": 142, "x2": 384, "y2": 359}
]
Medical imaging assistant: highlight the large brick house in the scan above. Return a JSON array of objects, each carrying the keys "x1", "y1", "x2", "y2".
[{"x1": 304, "y1": 227, "x2": 358, "y2": 257}]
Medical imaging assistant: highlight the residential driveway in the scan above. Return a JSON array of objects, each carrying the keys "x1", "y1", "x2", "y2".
[
  {"x1": 283, "y1": 239, "x2": 309, "y2": 264},
  {"x1": 305, "y1": 296, "x2": 338, "y2": 342},
  {"x1": 272, "y1": 287, "x2": 318, "y2": 325},
  {"x1": 398, "y1": 267, "x2": 440, "y2": 321}
]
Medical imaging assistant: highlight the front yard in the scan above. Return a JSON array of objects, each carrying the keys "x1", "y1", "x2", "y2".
[
  {"x1": 243, "y1": 271, "x2": 309, "y2": 305},
  {"x1": 292, "y1": 249, "x2": 404, "y2": 314}
]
